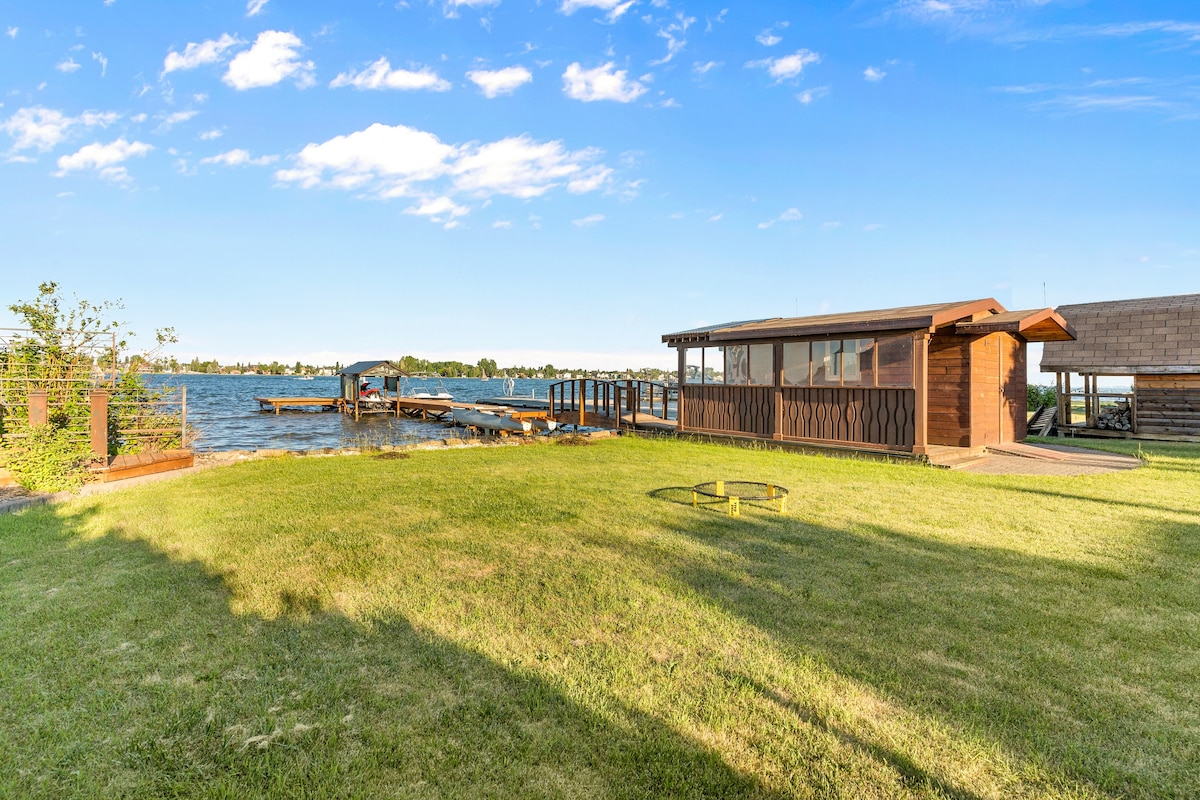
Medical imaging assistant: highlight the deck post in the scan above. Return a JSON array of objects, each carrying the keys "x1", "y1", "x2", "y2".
[
  {"x1": 89, "y1": 390, "x2": 108, "y2": 458},
  {"x1": 912, "y1": 332, "x2": 930, "y2": 455},
  {"x1": 772, "y1": 343, "x2": 784, "y2": 440},
  {"x1": 676, "y1": 347, "x2": 687, "y2": 431}
]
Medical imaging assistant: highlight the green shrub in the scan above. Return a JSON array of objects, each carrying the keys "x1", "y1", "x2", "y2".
[
  {"x1": 0, "y1": 424, "x2": 96, "y2": 493},
  {"x1": 1027, "y1": 384, "x2": 1057, "y2": 411}
]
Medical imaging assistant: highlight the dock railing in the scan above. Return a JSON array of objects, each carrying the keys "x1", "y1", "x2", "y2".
[{"x1": 548, "y1": 379, "x2": 674, "y2": 429}]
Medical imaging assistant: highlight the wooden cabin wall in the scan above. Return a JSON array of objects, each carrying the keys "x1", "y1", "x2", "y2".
[
  {"x1": 926, "y1": 334, "x2": 972, "y2": 447},
  {"x1": 1134, "y1": 375, "x2": 1200, "y2": 437}
]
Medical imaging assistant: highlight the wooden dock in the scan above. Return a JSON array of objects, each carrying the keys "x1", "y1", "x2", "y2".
[{"x1": 255, "y1": 397, "x2": 341, "y2": 414}]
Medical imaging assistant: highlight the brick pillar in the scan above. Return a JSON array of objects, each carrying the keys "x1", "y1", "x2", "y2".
[
  {"x1": 28, "y1": 391, "x2": 48, "y2": 426},
  {"x1": 89, "y1": 391, "x2": 109, "y2": 458}
]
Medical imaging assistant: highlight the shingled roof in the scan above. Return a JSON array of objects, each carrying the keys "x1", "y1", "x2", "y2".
[{"x1": 1040, "y1": 294, "x2": 1200, "y2": 374}]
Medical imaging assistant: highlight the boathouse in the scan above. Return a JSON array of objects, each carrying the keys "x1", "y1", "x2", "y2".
[
  {"x1": 337, "y1": 360, "x2": 409, "y2": 419},
  {"x1": 1041, "y1": 293, "x2": 1200, "y2": 440},
  {"x1": 663, "y1": 299, "x2": 1074, "y2": 455}
]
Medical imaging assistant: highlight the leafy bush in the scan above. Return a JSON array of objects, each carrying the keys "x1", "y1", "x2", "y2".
[
  {"x1": 0, "y1": 424, "x2": 96, "y2": 493},
  {"x1": 1027, "y1": 384, "x2": 1057, "y2": 411}
]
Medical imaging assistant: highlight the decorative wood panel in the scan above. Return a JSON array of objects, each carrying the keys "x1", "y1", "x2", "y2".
[
  {"x1": 685, "y1": 385, "x2": 775, "y2": 437},
  {"x1": 780, "y1": 387, "x2": 914, "y2": 448}
]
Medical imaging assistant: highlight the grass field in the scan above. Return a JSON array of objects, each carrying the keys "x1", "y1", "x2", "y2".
[{"x1": 2, "y1": 436, "x2": 1198, "y2": 798}]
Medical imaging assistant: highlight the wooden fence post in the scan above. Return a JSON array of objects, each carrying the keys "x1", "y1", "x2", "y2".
[
  {"x1": 28, "y1": 391, "x2": 48, "y2": 426},
  {"x1": 89, "y1": 391, "x2": 109, "y2": 458}
]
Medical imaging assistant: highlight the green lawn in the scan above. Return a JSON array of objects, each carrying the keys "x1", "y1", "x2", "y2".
[{"x1": 2, "y1": 436, "x2": 1198, "y2": 798}]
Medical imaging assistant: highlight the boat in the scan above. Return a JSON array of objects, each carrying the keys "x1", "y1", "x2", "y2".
[
  {"x1": 400, "y1": 379, "x2": 454, "y2": 401},
  {"x1": 452, "y1": 408, "x2": 531, "y2": 433}
]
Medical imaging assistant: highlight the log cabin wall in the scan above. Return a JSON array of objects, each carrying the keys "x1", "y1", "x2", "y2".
[
  {"x1": 1133, "y1": 374, "x2": 1200, "y2": 437},
  {"x1": 927, "y1": 334, "x2": 972, "y2": 446}
]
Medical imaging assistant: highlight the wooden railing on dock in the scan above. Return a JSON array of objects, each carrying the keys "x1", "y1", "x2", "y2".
[{"x1": 547, "y1": 379, "x2": 675, "y2": 430}]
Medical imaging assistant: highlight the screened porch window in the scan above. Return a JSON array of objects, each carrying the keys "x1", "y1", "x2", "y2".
[{"x1": 782, "y1": 342, "x2": 810, "y2": 386}]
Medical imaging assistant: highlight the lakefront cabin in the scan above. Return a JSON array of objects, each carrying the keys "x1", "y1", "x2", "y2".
[
  {"x1": 663, "y1": 299, "x2": 1075, "y2": 455},
  {"x1": 1041, "y1": 293, "x2": 1200, "y2": 440}
]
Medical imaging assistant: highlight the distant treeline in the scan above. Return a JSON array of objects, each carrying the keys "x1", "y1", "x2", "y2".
[{"x1": 131, "y1": 355, "x2": 673, "y2": 381}]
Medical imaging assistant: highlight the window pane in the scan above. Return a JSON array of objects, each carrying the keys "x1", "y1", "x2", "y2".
[
  {"x1": 812, "y1": 340, "x2": 842, "y2": 385},
  {"x1": 725, "y1": 345, "x2": 749, "y2": 385},
  {"x1": 876, "y1": 336, "x2": 913, "y2": 387},
  {"x1": 782, "y1": 342, "x2": 810, "y2": 386},
  {"x1": 748, "y1": 344, "x2": 774, "y2": 385},
  {"x1": 684, "y1": 348, "x2": 704, "y2": 384},
  {"x1": 843, "y1": 338, "x2": 874, "y2": 386},
  {"x1": 703, "y1": 347, "x2": 724, "y2": 383}
]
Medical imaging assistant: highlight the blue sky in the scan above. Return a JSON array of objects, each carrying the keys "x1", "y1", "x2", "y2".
[{"x1": 1, "y1": 1, "x2": 1197, "y2": 376}]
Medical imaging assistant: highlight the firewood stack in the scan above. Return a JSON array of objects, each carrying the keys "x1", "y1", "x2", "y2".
[{"x1": 1094, "y1": 400, "x2": 1133, "y2": 431}]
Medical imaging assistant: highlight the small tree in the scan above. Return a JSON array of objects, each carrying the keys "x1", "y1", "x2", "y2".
[{"x1": 1, "y1": 282, "x2": 181, "y2": 487}]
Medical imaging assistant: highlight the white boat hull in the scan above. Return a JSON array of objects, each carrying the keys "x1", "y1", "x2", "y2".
[{"x1": 452, "y1": 408, "x2": 532, "y2": 433}]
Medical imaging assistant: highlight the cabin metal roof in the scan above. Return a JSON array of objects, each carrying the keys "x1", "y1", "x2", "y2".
[
  {"x1": 337, "y1": 360, "x2": 409, "y2": 377},
  {"x1": 663, "y1": 300, "x2": 1004, "y2": 345},
  {"x1": 663, "y1": 299, "x2": 1075, "y2": 346},
  {"x1": 1041, "y1": 293, "x2": 1200, "y2": 374}
]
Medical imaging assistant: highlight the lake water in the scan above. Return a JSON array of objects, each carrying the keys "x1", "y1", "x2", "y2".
[{"x1": 150, "y1": 375, "x2": 562, "y2": 452}]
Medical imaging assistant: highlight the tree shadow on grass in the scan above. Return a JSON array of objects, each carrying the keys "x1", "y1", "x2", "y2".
[
  {"x1": 636, "y1": 497, "x2": 1200, "y2": 799},
  {"x1": 0, "y1": 508, "x2": 785, "y2": 800}
]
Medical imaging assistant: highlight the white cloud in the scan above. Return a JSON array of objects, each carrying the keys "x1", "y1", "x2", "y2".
[
  {"x1": 864, "y1": 66, "x2": 887, "y2": 81},
  {"x1": 560, "y1": 0, "x2": 635, "y2": 22},
  {"x1": 199, "y1": 128, "x2": 223, "y2": 140},
  {"x1": 747, "y1": 49, "x2": 820, "y2": 82},
  {"x1": 454, "y1": 135, "x2": 608, "y2": 198},
  {"x1": 55, "y1": 137, "x2": 151, "y2": 181},
  {"x1": 466, "y1": 66, "x2": 533, "y2": 98},
  {"x1": 57, "y1": 58, "x2": 81, "y2": 73},
  {"x1": 92, "y1": 52, "x2": 108, "y2": 77},
  {"x1": 330, "y1": 57, "x2": 451, "y2": 91},
  {"x1": 246, "y1": 0, "x2": 269, "y2": 16},
  {"x1": 276, "y1": 123, "x2": 614, "y2": 208},
  {"x1": 223, "y1": 30, "x2": 314, "y2": 90},
  {"x1": 199, "y1": 148, "x2": 277, "y2": 167},
  {"x1": 864, "y1": 223, "x2": 884, "y2": 231},
  {"x1": 649, "y1": 12, "x2": 695, "y2": 66},
  {"x1": 276, "y1": 123, "x2": 457, "y2": 191},
  {"x1": 442, "y1": 0, "x2": 501, "y2": 17},
  {"x1": 6, "y1": 27, "x2": 17, "y2": 39},
  {"x1": 693, "y1": 60, "x2": 721, "y2": 76},
  {"x1": 492, "y1": 219, "x2": 513, "y2": 228},
  {"x1": 154, "y1": 110, "x2": 199, "y2": 134},
  {"x1": 757, "y1": 31, "x2": 782, "y2": 46},
  {"x1": 822, "y1": 221, "x2": 841, "y2": 229},
  {"x1": 162, "y1": 33, "x2": 242, "y2": 75},
  {"x1": 403, "y1": 196, "x2": 469, "y2": 220},
  {"x1": 573, "y1": 213, "x2": 604, "y2": 227},
  {"x1": 1, "y1": 106, "x2": 119, "y2": 153},
  {"x1": 757, "y1": 207, "x2": 803, "y2": 228},
  {"x1": 708, "y1": 213, "x2": 722, "y2": 222},
  {"x1": 562, "y1": 62, "x2": 647, "y2": 102},
  {"x1": 797, "y1": 85, "x2": 830, "y2": 104}
]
